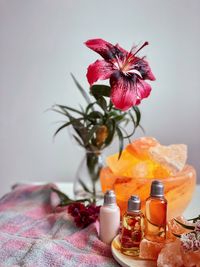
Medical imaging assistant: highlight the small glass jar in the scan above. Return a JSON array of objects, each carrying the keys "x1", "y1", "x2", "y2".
[{"x1": 121, "y1": 195, "x2": 144, "y2": 256}]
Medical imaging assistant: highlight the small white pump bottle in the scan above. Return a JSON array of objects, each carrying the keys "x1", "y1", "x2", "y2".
[{"x1": 99, "y1": 190, "x2": 120, "y2": 244}]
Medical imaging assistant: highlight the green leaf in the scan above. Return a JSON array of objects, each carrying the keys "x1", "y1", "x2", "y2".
[
  {"x1": 90, "y1": 85, "x2": 111, "y2": 98},
  {"x1": 54, "y1": 118, "x2": 84, "y2": 137},
  {"x1": 52, "y1": 188, "x2": 71, "y2": 202},
  {"x1": 108, "y1": 100, "x2": 113, "y2": 111},
  {"x1": 71, "y1": 73, "x2": 91, "y2": 104},
  {"x1": 97, "y1": 97, "x2": 107, "y2": 111},
  {"x1": 51, "y1": 188, "x2": 76, "y2": 206},
  {"x1": 114, "y1": 114, "x2": 126, "y2": 122},
  {"x1": 132, "y1": 106, "x2": 141, "y2": 127},
  {"x1": 72, "y1": 134, "x2": 84, "y2": 147},
  {"x1": 139, "y1": 125, "x2": 145, "y2": 134},
  {"x1": 119, "y1": 127, "x2": 131, "y2": 142},
  {"x1": 116, "y1": 127, "x2": 124, "y2": 159},
  {"x1": 68, "y1": 118, "x2": 89, "y2": 144},
  {"x1": 54, "y1": 121, "x2": 72, "y2": 137},
  {"x1": 120, "y1": 111, "x2": 136, "y2": 139},
  {"x1": 104, "y1": 119, "x2": 116, "y2": 147},
  {"x1": 57, "y1": 104, "x2": 84, "y2": 116},
  {"x1": 51, "y1": 188, "x2": 92, "y2": 206},
  {"x1": 122, "y1": 118, "x2": 130, "y2": 126},
  {"x1": 107, "y1": 111, "x2": 119, "y2": 117},
  {"x1": 107, "y1": 110, "x2": 127, "y2": 122},
  {"x1": 78, "y1": 179, "x2": 93, "y2": 194},
  {"x1": 79, "y1": 104, "x2": 85, "y2": 113},
  {"x1": 51, "y1": 107, "x2": 68, "y2": 116},
  {"x1": 128, "y1": 110, "x2": 136, "y2": 126},
  {"x1": 87, "y1": 111, "x2": 103, "y2": 120},
  {"x1": 85, "y1": 102, "x2": 96, "y2": 114}
]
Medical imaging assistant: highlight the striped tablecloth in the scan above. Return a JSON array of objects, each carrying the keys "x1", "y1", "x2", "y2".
[{"x1": 0, "y1": 184, "x2": 119, "y2": 267}]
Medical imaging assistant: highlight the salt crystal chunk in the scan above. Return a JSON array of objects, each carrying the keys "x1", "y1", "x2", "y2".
[
  {"x1": 181, "y1": 248, "x2": 200, "y2": 267},
  {"x1": 149, "y1": 144, "x2": 187, "y2": 174},
  {"x1": 157, "y1": 240, "x2": 184, "y2": 267},
  {"x1": 139, "y1": 238, "x2": 165, "y2": 260}
]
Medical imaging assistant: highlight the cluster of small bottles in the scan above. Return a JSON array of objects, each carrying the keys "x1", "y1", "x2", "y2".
[{"x1": 99, "y1": 180, "x2": 167, "y2": 257}]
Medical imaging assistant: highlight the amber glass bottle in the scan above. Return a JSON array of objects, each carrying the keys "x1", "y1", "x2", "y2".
[
  {"x1": 121, "y1": 195, "x2": 144, "y2": 256},
  {"x1": 145, "y1": 180, "x2": 167, "y2": 242}
]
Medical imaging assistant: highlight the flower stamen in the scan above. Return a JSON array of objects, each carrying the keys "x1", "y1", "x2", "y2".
[
  {"x1": 133, "y1": 41, "x2": 149, "y2": 56},
  {"x1": 120, "y1": 42, "x2": 149, "y2": 75}
]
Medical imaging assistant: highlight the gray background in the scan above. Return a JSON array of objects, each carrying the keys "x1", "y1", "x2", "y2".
[{"x1": 0, "y1": 0, "x2": 199, "y2": 196}]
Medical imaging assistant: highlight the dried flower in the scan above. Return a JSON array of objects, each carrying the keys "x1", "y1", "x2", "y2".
[
  {"x1": 85, "y1": 38, "x2": 155, "y2": 111},
  {"x1": 68, "y1": 202, "x2": 86, "y2": 217},
  {"x1": 195, "y1": 220, "x2": 200, "y2": 232},
  {"x1": 180, "y1": 220, "x2": 200, "y2": 252},
  {"x1": 181, "y1": 232, "x2": 200, "y2": 252},
  {"x1": 68, "y1": 202, "x2": 100, "y2": 228}
]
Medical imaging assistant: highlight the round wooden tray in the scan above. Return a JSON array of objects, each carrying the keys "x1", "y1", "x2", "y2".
[{"x1": 111, "y1": 235, "x2": 156, "y2": 267}]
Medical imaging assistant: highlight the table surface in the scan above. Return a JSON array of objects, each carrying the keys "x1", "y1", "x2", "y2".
[{"x1": 30, "y1": 182, "x2": 200, "y2": 219}]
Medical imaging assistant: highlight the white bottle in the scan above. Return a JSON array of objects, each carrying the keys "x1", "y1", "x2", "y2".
[{"x1": 99, "y1": 190, "x2": 120, "y2": 244}]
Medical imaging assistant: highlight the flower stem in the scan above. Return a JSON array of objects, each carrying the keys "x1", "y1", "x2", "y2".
[{"x1": 92, "y1": 181, "x2": 96, "y2": 204}]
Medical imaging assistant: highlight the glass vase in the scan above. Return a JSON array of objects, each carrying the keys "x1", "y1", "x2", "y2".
[{"x1": 73, "y1": 149, "x2": 104, "y2": 203}]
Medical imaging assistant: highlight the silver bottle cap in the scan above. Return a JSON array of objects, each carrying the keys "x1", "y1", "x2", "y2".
[
  {"x1": 103, "y1": 190, "x2": 116, "y2": 205},
  {"x1": 128, "y1": 195, "x2": 141, "y2": 212},
  {"x1": 150, "y1": 180, "x2": 164, "y2": 197}
]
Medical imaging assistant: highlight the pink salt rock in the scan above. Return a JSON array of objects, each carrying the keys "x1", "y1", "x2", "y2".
[
  {"x1": 181, "y1": 249, "x2": 200, "y2": 267},
  {"x1": 149, "y1": 143, "x2": 187, "y2": 174},
  {"x1": 139, "y1": 238, "x2": 165, "y2": 260},
  {"x1": 157, "y1": 239, "x2": 184, "y2": 267}
]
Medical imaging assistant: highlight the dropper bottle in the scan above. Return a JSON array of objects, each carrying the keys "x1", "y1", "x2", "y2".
[
  {"x1": 99, "y1": 190, "x2": 120, "y2": 244},
  {"x1": 144, "y1": 180, "x2": 167, "y2": 242},
  {"x1": 121, "y1": 195, "x2": 144, "y2": 256}
]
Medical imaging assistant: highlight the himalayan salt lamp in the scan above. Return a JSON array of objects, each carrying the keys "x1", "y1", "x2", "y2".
[{"x1": 100, "y1": 137, "x2": 196, "y2": 219}]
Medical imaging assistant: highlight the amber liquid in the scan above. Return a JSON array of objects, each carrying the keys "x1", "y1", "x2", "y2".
[
  {"x1": 120, "y1": 211, "x2": 144, "y2": 256},
  {"x1": 145, "y1": 196, "x2": 167, "y2": 242}
]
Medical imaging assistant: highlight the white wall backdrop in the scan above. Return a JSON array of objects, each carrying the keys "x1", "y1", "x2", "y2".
[{"x1": 0, "y1": 0, "x2": 199, "y2": 196}]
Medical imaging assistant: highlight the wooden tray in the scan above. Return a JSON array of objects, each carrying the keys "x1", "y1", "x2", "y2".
[{"x1": 111, "y1": 235, "x2": 156, "y2": 267}]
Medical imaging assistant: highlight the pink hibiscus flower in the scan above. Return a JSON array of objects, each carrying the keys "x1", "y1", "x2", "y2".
[{"x1": 85, "y1": 38, "x2": 156, "y2": 111}]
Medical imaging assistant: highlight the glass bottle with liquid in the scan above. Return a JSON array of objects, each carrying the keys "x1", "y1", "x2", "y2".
[
  {"x1": 145, "y1": 180, "x2": 167, "y2": 242},
  {"x1": 121, "y1": 195, "x2": 144, "y2": 256}
]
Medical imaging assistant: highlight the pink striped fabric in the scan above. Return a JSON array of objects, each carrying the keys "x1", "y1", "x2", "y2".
[{"x1": 0, "y1": 184, "x2": 119, "y2": 267}]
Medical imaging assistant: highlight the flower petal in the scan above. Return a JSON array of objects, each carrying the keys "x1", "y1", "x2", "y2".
[
  {"x1": 85, "y1": 39, "x2": 114, "y2": 59},
  {"x1": 136, "y1": 79, "x2": 152, "y2": 99},
  {"x1": 115, "y1": 43, "x2": 129, "y2": 57},
  {"x1": 85, "y1": 38, "x2": 127, "y2": 61},
  {"x1": 110, "y1": 72, "x2": 138, "y2": 111},
  {"x1": 128, "y1": 57, "x2": 155, "y2": 81},
  {"x1": 134, "y1": 58, "x2": 156, "y2": 81},
  {"x1": 142, "y1": 59, "x2": 156, "y2": 81},
  {"x1": 86, "y1": 59, "x2": 114, "y2": 85}
]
